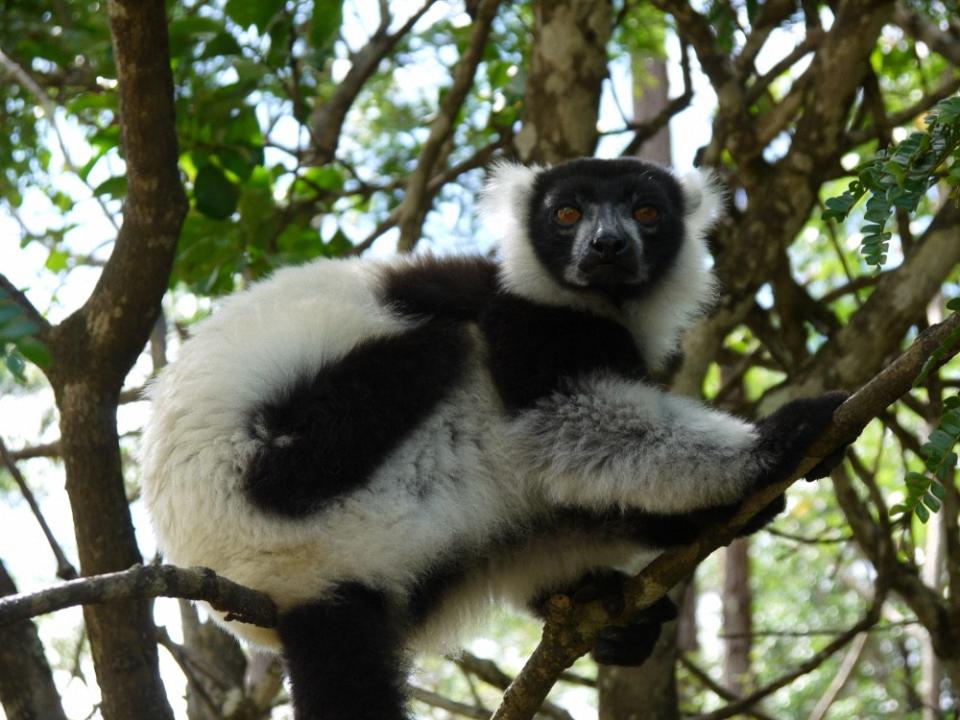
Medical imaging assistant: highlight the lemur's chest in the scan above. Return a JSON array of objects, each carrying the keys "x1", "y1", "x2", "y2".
[{"x1": 478, "y1": 296, "x2": 646, "y2": 413}]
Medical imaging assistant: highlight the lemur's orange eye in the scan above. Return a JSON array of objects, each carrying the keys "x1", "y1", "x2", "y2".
[
  {"x1": 555, "y1": 206, "x2": 582, "y2": 226},
  {"x1": 633, "y1": 206, "x2": 660, "y2": 224}
]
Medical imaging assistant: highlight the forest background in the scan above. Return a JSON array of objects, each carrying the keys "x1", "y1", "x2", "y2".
[{"x1": 1, "y1": 1, "x2": 960, "y2": 719}]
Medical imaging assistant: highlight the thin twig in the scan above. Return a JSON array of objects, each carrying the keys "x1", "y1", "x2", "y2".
[
  {"x1": 409, "y1": 684, "x2": 489, "y2": 719},
  {"x1": 0, "y1": 437, "x2": 77, "y2": 580},
  {"x1": 679, "y1": 655, "x2": 778, "y2": 720}
]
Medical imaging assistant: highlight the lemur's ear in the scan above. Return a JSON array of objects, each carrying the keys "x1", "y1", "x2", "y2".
[
  {"x1": 478, "y1": 160, "x2": 541, "y2": 230},
  {"x1": 678, "y1": 168, "x2": 726, "y2": 241}
]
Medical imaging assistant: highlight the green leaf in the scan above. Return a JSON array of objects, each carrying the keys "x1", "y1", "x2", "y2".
[
  {"x1": 194, "y1": 164, "x2": 240, "y2": 220},
  {"x1": 92, "y1": 175, "x2": 128, "y2": 200},
  {"x1": 310, "y1": 0, "x2": 344, "y2": 53},
  {"x1": 4, "y1": 351, "x2": 25, "y2": 381},
  {"x1": 0, "y1": 318, "x2": 40, "y2": 342},
  {"x1": 225, "y1": 0, "x2": 284, "y2": 32},
  {"x1": 15, "y1": 336, "x2": 52, "y2": 368},
  {"x1": 45, "y1": 249, "x2": 70, "y2": 272},
  {"x1": 915, "y1": 503, "x2": 930, "y2": 523},
  {"x1": 922, "y1": 493, "x2": 941, "y2": 512}
]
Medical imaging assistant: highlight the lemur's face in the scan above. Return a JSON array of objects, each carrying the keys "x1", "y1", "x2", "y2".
[{"x1": 526, "y1": 159, "x2": 687, "y2": 300}]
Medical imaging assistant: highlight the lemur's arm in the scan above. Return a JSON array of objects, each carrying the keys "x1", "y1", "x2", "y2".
[{"x1": 509, "y1": 375, "x2": 846, "y2": 515}]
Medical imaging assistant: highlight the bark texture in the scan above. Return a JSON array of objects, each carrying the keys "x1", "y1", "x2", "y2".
[
  {"x1": 514, "y1": 0, "x2": 613, "y2": 164},
  {"x1": 0, "y1": 562, "x2": 68, "y2": 720}
]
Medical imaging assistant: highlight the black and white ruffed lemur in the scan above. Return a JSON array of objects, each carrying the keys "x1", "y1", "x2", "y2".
[{"x1": 141, "y1": 158, "x2": 847, "y2": 720}]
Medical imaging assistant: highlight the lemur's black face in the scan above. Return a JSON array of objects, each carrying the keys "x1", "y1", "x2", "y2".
[{"x1": 526, "y1": 158, "x2": 687, "y2": 300}]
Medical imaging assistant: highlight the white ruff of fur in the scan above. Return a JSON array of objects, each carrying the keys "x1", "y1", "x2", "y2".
[{"x1": 479, "y1": 161, "x2": 724, "y2": 371}]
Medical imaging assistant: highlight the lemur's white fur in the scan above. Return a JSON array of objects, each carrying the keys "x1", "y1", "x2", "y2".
[
  {"x1": 480, "y1": 162, "x2": 722, "y2": 371},
  {"x1": 141, "y1": 162, "x2": 750, "y2": 652}
]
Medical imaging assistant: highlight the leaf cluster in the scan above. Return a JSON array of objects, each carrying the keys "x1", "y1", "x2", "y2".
[
  {"x1": 823, "y1": 95, "x2": 960, "y2": 266},
  {"x1": 0, "y1": 287, "x2": 50, "y2": 381},
  {"x1": 891, "y1": 393, "x2": 960, "y2": 523}
]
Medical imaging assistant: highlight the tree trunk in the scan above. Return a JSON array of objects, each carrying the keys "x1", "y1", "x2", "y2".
[
  {"x1": 0, "y1": 561, "x2": 68, "y2": 720},
  {"x1": 38, "y1": 1, "x2": 188, "y2": 717},
  {"x1": 598, "y1": 619, "x2": 680, "y2": 720},
  {"x1": 514, "y1": 0, "x2": 613, "y2": 164},
  {"x1": 722, "y1": 539, "x2": 753, "y2": 694},
  {"x1": 630, "y1": 55, "x2": 672, "y2": 165}
]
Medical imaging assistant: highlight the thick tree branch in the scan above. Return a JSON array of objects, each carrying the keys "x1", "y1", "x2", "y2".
[
  {"x1": 759, "y1": 200, "x2": 960, "y2": 412},
  {"x1": 679, "y1": 655, "x2": 778, "y2": 720},
  {"x1": 48, "y1": 0, "x2": 188, "y2": 380},
  {"x1": 396, "y1": 0, "x2": 501, "y2": 253},
  {"x1": 0, "y1": 564, "x2": 277, "y2": 630},
  {"x1": 786, "y1": 0, "x2": 894, "y2": 169},
  {"x1": 492, "y1": 312, "x2": 960, "y2": 720},
  {"x1": 744, "y1": 30, "x2": 822, "y2": 104},
  {"x1": 895, "y1": 6, "x2": 960, "y2": 66},
  {"x1": 307, "y1": 0, "x2": 440, "y2": 165},
  {"x1": 649, "y1": 0, "x2": 734, "y2": 89}
]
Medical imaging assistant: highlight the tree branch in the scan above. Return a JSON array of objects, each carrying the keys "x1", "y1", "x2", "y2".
[
  {"x1": 0, "y1": 564, "x2": 277, "y2": 630},
  {"x1": 699, "y1": 599, "x2": 883, "y2": 720},
  {"x1": 396, "y1": 0, "x2": 501, "y2": 253},
  {"x1": 48, "y1": 0, "x2": 188, "y2": 380},
  {"x1": 307, "y1": 0, "x2": 440, "y2": 165},
  {"x1": 0, "y1": 437, "x2": 77, "y2": 580},
  {"x1": 619, "y1": 43, "x2": 694, "y2": 157},
  {"x1": 894, "y1": 6, "x2": 960, "y2": 66},
  {"x1": 678, "y1": 655, "x2": 778, "y2": 720},
  {"x1": 492, "y1": 311, "x2": 960, "y2": 720}
]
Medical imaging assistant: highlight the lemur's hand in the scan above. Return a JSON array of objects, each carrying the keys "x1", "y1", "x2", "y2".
[{"x1": 754, "y1": 391, "x2": 849, "y2": 487}]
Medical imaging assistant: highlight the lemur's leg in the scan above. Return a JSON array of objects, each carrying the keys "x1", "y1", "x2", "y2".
[
  {"x1": 277, "y1": 584, "x2": 409, "y2": 720},
  {"x1": 509, "y1": 376, "x2": 846, "y2": 516}
]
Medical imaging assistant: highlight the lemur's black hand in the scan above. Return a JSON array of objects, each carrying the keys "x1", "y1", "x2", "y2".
[
  {"x1": 592, "y1": 596, "x2": 679, "y2": 667},
  {"x1": 755, "y1": 391, "x2": 848, "y2": 486}
]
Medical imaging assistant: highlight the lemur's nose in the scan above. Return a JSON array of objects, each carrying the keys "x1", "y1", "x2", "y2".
[{"x1": 589, "y1": 235, "x2": 629, "y2": 258}]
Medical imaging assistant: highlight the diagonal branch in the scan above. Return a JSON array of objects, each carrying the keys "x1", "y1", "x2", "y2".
[
  {"x1": 699, "y1": 599, "x2": 883, "y2": 720},
  {"x1": 0, "y1": 437, "x2": 77, "y2": 581},
  {"x1": 894, "y1": 6, "x2": 960, "y2": 66},
  {"x1": 492, "y1": 311, "x2": 960, "y2": 720},
  {"x1": 307, "y1": 0, "x2": 440, "y2": 165},
  {"x1": 396, "y1": 0, "x2": 502, "y2": 253}
]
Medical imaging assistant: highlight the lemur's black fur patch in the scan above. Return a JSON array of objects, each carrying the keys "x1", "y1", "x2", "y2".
[{"x1": 245, "y1": 319, "x2": 470, "y2": 517}]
